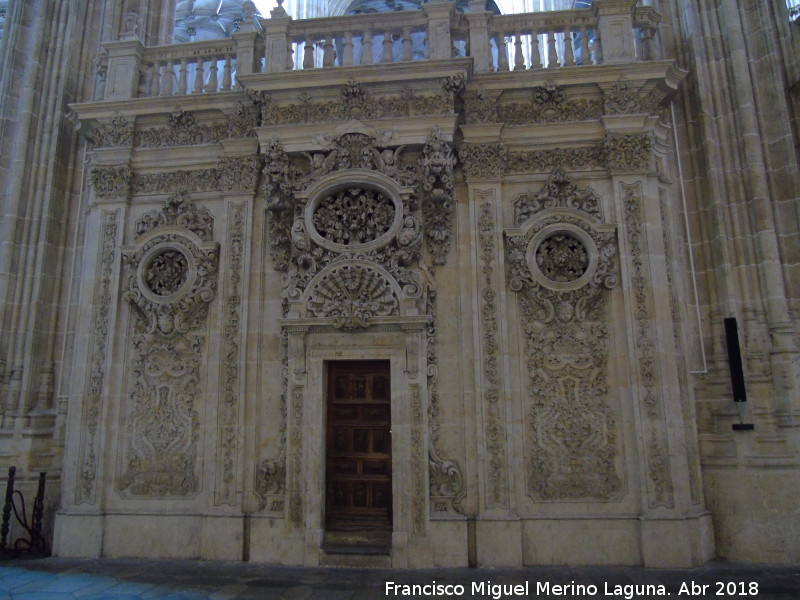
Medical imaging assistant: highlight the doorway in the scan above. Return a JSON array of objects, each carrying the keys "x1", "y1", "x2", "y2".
[{"x1": 325, "y1": 360, "x2": 392, "y2": 530}]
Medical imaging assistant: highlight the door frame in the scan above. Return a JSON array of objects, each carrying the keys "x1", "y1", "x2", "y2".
[{"x1": 281, "y1": 321, "x2": 430, "y2": 567}]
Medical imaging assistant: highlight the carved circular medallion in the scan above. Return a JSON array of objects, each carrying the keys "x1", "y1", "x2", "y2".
[
  {"x1": 313, "y1": 188, "x2": 395, "y2": 246},
  {"x1": 534, "y1": 232, "x2": 589, "y2": 283},
  {"x1": 527, "y1": 224, "x2": 598, "y2": 292},
  {"x1": 137, "y1": 243, "x2": 197, "y2": 303},
  {"x1": 305, "y1": 177, "x2": 404, "y2": 253},
  {"x1": 144, "y1": 248, "x2": 189, "y2": 296}
]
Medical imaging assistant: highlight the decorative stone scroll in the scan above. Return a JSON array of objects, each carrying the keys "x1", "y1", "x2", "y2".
[
  {"x1": 91, "y1": 114, "x2": 133, "y2": 148},
  {"x1": 497, "y1": 83, "x2": 603, "y2": 124},
  {"x1": 91, "y1": 165, "x2": 132, "y2": 198},
  {"x1": 132, "y1": 105, "x2": 258, "y2": 149},
  {"x1": 505, "y1": 171, "x2": 622, "y2": 501},
  {"x1": 458, "y1": 143, "x2": 507, "y2": 180},
  {"x1": 118, "y1": 195, "x2": 218, "y2": 498},
  {"x1": 603, "y1": 79, "x2": 661, "y2": 116},
  {"x1": 421, "y1": 127, "x2": 456, "y2": 265}
]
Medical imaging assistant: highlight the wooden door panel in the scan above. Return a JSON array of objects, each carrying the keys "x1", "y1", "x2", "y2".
[{"x1": 326, "y1": 361, "x2": 391, "y2": 526}]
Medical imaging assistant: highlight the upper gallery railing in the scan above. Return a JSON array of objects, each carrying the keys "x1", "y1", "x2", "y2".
[{"x1": 99, "y1": 0, "x2": 661, "y2": 101}]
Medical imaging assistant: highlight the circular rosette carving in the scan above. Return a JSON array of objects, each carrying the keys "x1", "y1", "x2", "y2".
[
  {"x1": 534, "y1": 232, "x2": 589, "y2": 284},
  {"x1": 306, "y1": 263, "x2": 399, "y2": 329},
  {"x1": 143, "y1": 247, "x2": 190, "y2": 297}
]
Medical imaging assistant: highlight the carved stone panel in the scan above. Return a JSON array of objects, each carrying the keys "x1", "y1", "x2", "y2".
[{"x1": 505, "y1": 171, "x2": 623, "y2": 501}]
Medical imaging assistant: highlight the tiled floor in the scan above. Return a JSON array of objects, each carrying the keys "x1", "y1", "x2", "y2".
[{"x1": 0, "y1": 557, "x2": 797, "y2": 599}]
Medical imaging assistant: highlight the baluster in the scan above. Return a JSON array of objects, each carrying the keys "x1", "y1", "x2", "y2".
[
  {"x1": 221, "y1": 54, "x2": 232, "y2": 90},
  {"x1": 178, "y1": 58, "x2": 188, "y2": 94},
  {"x1": 641, "y1": 27, "x2": 654, "y2": 60},
  {"x1": 323, "y1": 35, "x2": 335, "y2": 67},
  {"x1": 150, "y1": 62, "x2": 161, "y2": 96},
  {"x1": 287, "y1": 43, "x2": 295, "y2": 70},
  {"x1": 137, "y1": 64, "x2": 150, "y2": 96},
  {"x1": 563, "y1": 29, "x2": 574, "y2": 66},
  {"x1": 381, "y1": 30, "x2": 393, "y2": 63},
  {"x1": 529, "y1": 32, "x2": 543, "y2": 69},
  {"x1": 496, "y1": 34, "x2": 509, "y2": 72},
  {"x1": 546, "y1": 30, "x2": 557, "y2": 67},
  {"x1": 593, "y1": 34, "x2": 602, "y2": 64},
  {"x1": 160, "y1": 59, "x2": 173, "y2": 96},
  {"x1": 194, "y1": 57, "x2": 205, "y2": 93},
  {"x1": 581, "y1": 27, "x2": 592, "y2": 65},
  {"x1": 514, "y1": 33, "x2": 524, "y2": 70},
  {"x1": 303, "y1": 36, "x2": 315, "y2": 69},
  {"x1": 402, "y1": 27, "x2": 412, "y2": 62},
  {"x1": 362, "y1": 30, "x2": 373, "y2": 65},
  {"x1": 205, "y1": 56, "x2": 219, "y2": 92},
  {"x1": 342, "y1": 31, "x2": 354, "y2": 66}
]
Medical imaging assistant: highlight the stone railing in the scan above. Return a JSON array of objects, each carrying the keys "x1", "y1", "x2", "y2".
[{"x1": 99, "y1": 0, "x2": 660, "y2": 101}]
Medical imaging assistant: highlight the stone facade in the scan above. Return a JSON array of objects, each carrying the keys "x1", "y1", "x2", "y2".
[{"x1": 0, "y1": 0, "x2": 798, "y2": 568}]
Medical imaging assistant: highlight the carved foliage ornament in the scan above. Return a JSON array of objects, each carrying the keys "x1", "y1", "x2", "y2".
[
  {"x1": 421, "y1": 126, "x2": 456, "y2": 265},
  {"x1": 458, "y1": 143, "x2": 508, "y2": 180},
  {"x1": 507, "y1": 134, "x2": 652, "y2": 174}
]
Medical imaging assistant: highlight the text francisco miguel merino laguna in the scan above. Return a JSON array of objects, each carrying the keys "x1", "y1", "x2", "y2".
[{"x1": 385, "y1": 580, "x2": 673, "y2": 599}]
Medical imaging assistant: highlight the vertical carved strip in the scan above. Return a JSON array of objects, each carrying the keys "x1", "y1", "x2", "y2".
[
  {"x1": 76, "y1": 210, "x2": 118, "y2": 505},
  {"x1": 622, "y1": 182, "x2": 674, "y2": 508},
  {"x1": 216, "y1": 202, "x2": 246, "y2": 505},
  {"x1": 288, "y1": 384, "x2": 304, "y2": 526},
  {"x1": 478, "y1": 196, "x2": 508, "y2": 508},
  {"x1": 410, "y1": 384, "x2": 426, "y2": 535},
  {"x1": 659, "y1": 191, "x2": 701, "y2": 503}
]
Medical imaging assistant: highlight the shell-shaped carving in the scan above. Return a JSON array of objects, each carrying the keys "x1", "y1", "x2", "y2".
[{"x1": 307, "y1": 264, "x2": 399, "y2": 329}]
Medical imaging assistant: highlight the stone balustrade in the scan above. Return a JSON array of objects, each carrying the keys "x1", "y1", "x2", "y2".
[{"x1": 100, "y1": 0, "x2": 659, "y2": 101}]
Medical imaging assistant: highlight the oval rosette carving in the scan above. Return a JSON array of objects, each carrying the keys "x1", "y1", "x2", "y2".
[{"x1": 304, "y1": 177, "x2": 404, "y2": 253}]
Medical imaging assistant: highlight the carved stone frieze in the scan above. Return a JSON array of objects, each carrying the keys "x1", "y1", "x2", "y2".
[
  {"x1": 131, "y1": 169, "x2": 219, "y2": 195},
  {"x1": 621, "y1": 182, "x2": 674, "y2": 508},
  {"x1": 132, "y1": 106, "x2": 257, "y2": 149},
  {"x1": 507, "y1": 134, "x2": 651, "y2": 174},
  {"x1": 508, "y1": 145, "x2": 604, "y2": 174},
  {"x1": 497, "y1": 83, "x2": 603, "y2": 124},
  {"x1": 248, "y1": 78, "x2": 458, "y2": 126},
  {"x1": 604, "y1": 134, "x2": 652, "y2": 171},
  {"x1": 91, "y1": 114, "x2": 133, "y2": 148},
  {"x1": 506, "y1": 171, "x2": 622, "y2": 500},
  {"x1": 603, "y1": 79, "x2": 661, "y2": 115},
  {"x1": 458, "y1": 143, "x2": 507, "y2": 180},
  {"x1": 218, "y1": 154, "x2": 262, "y2": 192},
  {"x1": 421, "y1": 127, "x2": 456, "y2": 265},
  {"x1": 463, "y1": 89, "x2": 500, "y2": 124},
  {"x1": 76, "y1": 210, "x2": 118, "y2": 504},
  {"x1": 91, "y1": 165, "x2": 132, "y2": 199}
]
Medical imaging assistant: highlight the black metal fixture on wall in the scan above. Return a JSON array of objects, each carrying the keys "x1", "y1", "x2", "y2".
[
  {"x1": 0, "y1": 466, "x2": 49, "y2": 558},
  {"x1": 724, "y1": 317, "x2": 755, "y2": 431}
]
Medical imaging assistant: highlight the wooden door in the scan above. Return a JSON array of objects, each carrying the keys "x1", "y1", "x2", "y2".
[{"x1": 325, "y1": 361, "x2": 392, "y2": 527}]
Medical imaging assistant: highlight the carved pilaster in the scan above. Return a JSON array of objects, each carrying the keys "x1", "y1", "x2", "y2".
[{"x1": 620, "y1": 181, "x2": 674, "y2": 508}]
